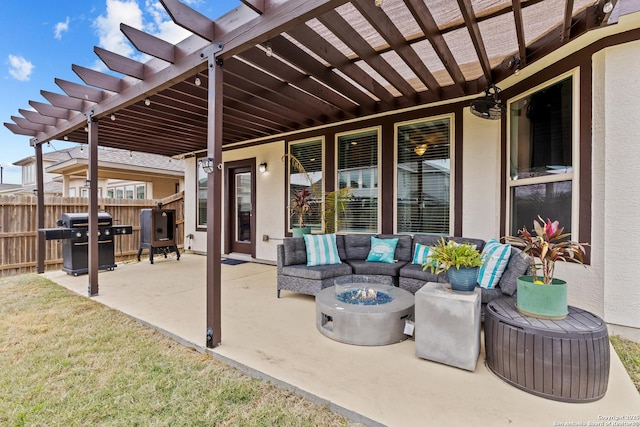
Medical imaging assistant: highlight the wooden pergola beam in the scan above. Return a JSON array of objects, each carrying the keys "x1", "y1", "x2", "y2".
[
  {"x1": 29, "y1": 101, "x2": 70, "y2": 120},
  {"x1": 19, "y1": 109, "x2": 57, "y2": 126},
  {"x1": 512, "y1": 0, "x2": 528, "y2": 66},
  {"x1": 56, "y1": 78, "x2": 105, "y2": 103},
  {"x1": 160, "y1": 0, "x2": 216, "y2": 41},
  {"x1": 121, "y1": 23, "x2": 176, "y2": 63},
  {"x1": 41, "y1": 90, "x2": 88, "y2": 112},
  {"x1": 563, "y1": 0, "x2": 576, "y2": 42},
  {"x1": 73, "y1": 64, "x2": 124, "y2": 93},
  {"x1": 94, "y1": 46, "x2": 145, "y2": 80},
  {"x1": 457, "y1": 0, "x2": 493, "y2": 83},
  {"x1": 4, "y1": 122, "x2": 37, "y2": 136}
]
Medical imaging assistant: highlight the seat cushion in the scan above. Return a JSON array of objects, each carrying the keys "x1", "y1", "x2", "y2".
[
  {"x1": 344, "y1": 234, "x2": 374, "y2": 260},
  {"x1": 281, "y1": 263, "x2": 353, "y2": 280},
  {"x1": 399, "y1": 263, "x2": 444, "y2": 283},
  {"x1": 347, "y1": 260, "x2": 407, "y2": 276},
  {"x1": 480, "y1": 285, "x2": 504, "y2": 304}
]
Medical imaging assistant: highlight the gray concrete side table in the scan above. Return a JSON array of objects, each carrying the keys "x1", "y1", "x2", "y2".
[{"x1": 415, "y1": 282, "x2": 481, "y2": 371}]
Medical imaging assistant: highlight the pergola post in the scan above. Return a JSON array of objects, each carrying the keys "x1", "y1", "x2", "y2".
[
  {"x1": 205, "y1": 45, "x2": 224, "y2": 348},
  {"x1": 33, "y1": 139, "x2": 45, "y2": 274},
  {"x1": 86, "y1": 112, "x2": 99, "y2": 296}
]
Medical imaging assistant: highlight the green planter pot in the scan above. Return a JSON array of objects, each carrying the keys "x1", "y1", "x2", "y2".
[
  {"x1": 516, "y1": 275, "x2": 568, "y2": 320},
  {"x1": 292, "y1": 226, "x2": 311, "y2": 237},
  {"x1": 447, "y1": 266, "x2": 479, "y2": 293}
]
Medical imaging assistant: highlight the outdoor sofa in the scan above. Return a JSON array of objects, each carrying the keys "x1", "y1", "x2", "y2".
[{"x1": 276, "y1": 233, "x2": 531, "y2": 316}]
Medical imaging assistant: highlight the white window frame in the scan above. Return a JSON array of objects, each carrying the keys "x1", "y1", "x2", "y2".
[
  {"x1": 506, "y1": 69, "x2": 580, "y2": 237},
  {"x1": 335, "y1": 126, "x2": 382, "y2": 234},
  {"x1": 393, "y1": 114, "x2": 455, "y2": 235},
  {"x1": 287, "y1": 137, "x2": 325, "y2": 233}
]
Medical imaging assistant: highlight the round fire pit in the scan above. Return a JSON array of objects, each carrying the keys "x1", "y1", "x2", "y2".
[{"x1": 316, "y1": 275, "x2": 414, "y2": 346}]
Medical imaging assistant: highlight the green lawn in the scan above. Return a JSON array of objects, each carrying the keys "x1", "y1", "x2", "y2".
[
  {"x1": 0, "y1": 275, "x2": 357, "y2": 427},
  {"x1": 610, "y1": 335, "x2": 640, "y2": 394}
]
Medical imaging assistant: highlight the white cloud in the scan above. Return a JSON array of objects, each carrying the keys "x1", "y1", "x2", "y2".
[
  {"x1": 93, "y1": 0, "x2": 191, "y2": 66},
  {"x1": 54, "y1": 17, "x2": 71, "y2": 40},
  {"x1": 8, "y1": 55, "x2": 34, "y2": 81}
]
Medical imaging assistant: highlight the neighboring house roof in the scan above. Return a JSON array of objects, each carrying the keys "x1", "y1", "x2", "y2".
[
  {"x1": 13, "y1": 146, "x2": 184, "y2": 177},
  {"x1": 0, "y1": 181, "x2": 63, "y2": 196}
]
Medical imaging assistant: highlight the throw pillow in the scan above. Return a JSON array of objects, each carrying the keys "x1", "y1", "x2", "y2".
[
  {"x1": 366, "y1": 236, "x2": 398, "y2": 264},
  {"x1": 303, "y1": 234, "x2": 342, "y2": 266},
  {"x1": 498, "y1": 247, "x2": 531, "y2": 296},
  {"x1": 412, "y1": 243, "x2": 434, "y2": 265},
  {"x1": 477, "y1": 239, "x2": 512, "y2": 289}
]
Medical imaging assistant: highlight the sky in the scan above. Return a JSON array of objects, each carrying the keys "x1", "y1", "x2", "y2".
[{"x1": 0, "y1": 0, "x2": 241, "y2": 184}]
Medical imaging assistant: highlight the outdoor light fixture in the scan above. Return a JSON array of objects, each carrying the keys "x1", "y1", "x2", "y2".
[
  {"x1": 80, "y1": 144, "x2": 84, "y2": 152},
  {"x1": 259, "y1": 162, "x2": 268, "y2": 173},
  {"x1": 63, "y1": 135, "x2": 69, "y2": 141},
  {"x1": 265, "y1": 42, "x2": 273, "y2": 57},
  {"x1": 84, "y1": 179, "x2": 91, "y2": 188},
  {"x1": 144, "y1": 98, "x2": 151, "y2": 106},
  {"x1": 194, "y1": 76, "x2": 201, "y2": 86},
  {"x1": 507, "y1": 55, "x2": 521, "y2": 76},
  {"x1": 470, "y1": 85, "x2": 505, "y2": 120},
  {"x1": 375, "y1": 0, "x2": 383, "y2": 7},
  {"x1": 603, "y1": 0, "x2": 614, "y2": 13},
  {"x1": 200, "y1": 157, "x2": 216, "y2": 174},
  {"x1": 110, "y1": 114, "x2": 116, "y2": 121},
  {"x1": 414, "y1": 144, "x2": 428, "y2": 156}
]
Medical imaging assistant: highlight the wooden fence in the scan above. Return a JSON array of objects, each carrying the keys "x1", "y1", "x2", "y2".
[{"x1": 0, "y1": 192, "x2": 184, "y2": 277}]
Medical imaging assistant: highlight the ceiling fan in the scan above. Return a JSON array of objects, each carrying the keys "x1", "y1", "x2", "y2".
[{"x1": 470, "y1": 84, "x2": 505, "y2": 120}]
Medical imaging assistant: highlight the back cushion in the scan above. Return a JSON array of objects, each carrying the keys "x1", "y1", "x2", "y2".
[
  {"x1": 413, "y1": 234, "x2": 446, "y2": 254},
  {"x1": 282, "y1": 237, "x2": 307, "y2": 266},
  {"x1": 452, "y1": 237, "x2": 486, "y2": 252},
  {"x1": 377, "y1": 234, "x2": 412, "y2": 262},
  {"x1": 344, "y1": 234, "x2": 374, "y2": 260},
  {"x1": 335, "y1": 234, "x2": 347, "y2": 260}
]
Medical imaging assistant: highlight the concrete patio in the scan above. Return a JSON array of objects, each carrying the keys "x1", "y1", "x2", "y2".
[{"x1": 43, "y1": 253, "x2": 640, "y2": 427}]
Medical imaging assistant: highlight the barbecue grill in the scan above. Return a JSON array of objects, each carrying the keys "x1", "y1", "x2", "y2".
[{"x1": 39, "y1": 212, "x2": 132, "y2": 276}]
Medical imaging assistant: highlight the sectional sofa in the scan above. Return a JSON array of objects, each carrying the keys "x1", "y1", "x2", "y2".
[{"x1": 276, "y1": 233, "x2": 531, "y2": 316}]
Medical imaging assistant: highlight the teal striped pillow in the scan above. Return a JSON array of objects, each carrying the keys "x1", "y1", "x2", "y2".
[
  {"x1": 303, "y1": 234, "x2": 342, "y2": 266},
  {"x1": 412, "y1": 243, "x2": 434, "y2": 265},
  {"x1": 478, "y1": 239, "x2": 511, "y2": 289}
]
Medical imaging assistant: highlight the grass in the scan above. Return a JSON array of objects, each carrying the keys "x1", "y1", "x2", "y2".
[
  {"x1": 610, "y1": 335, "x2": 640, "y2": 393},
  {"x1": 0, "y1": 274, "x2": 358, "y2": 427}
]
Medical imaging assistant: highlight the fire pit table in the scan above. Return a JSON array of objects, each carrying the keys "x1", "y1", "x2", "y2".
[{"x1": 315, "y1": 275, "x2": 414, "y2": 346}]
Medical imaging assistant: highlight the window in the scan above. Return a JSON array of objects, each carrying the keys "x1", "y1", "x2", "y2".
[
  {"x1": 116, "y1": 188, "x2": 124, "y2": 199},
  {"x1": 68, "y1": 187, "x2": 77, "y2": 197},
  {"x1": 107, "y1": 189, "x2": 114, "y2": 198},
  {"x1": 288, "y1": 138, "x2": 323, "y2": 231},
  {"x1": 81, "y1": 188, "x2": 88, "y2": 198},
  {"x1": 508, "y1": 75, "x2": 576, "y2": 236},
  {"x1": 336, "y1": 128, "x2": 380, "y2": 233},
  {"x1": 136, "y1": 184, "x2": 145, "y2": 199},
  {"x1": 196, "y1": 156, "x2": 208, "y2": 228},
  {"x1": 125, "y1": 185, "x2": 134, "y2": 199},
  {"x1": 396, "y1": 116, "x2": 452, "y2": 234}
]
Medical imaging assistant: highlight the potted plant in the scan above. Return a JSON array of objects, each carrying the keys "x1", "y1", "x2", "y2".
[
  {"x1": 290, "y1": 187, "x2": 314, "y2": 236},
  {"x1": 423, "y1": 238, "x2": 483, "y2": 292},
  {"x1": 504, "y1": 216, "x2": 587, "y2": 319}
]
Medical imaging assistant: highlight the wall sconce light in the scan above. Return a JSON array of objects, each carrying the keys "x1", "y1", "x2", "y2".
[
  {"x1": 194, "y1": 76, "x2": 201, "y2": 86},
  {"x1": 603, "y1": 0, "x2": 614, "y2": 13},
  {"x1": 32, "y1": 189, "x2": 38, "y2": 196},
  {"x1": 414, "y1": 144, "x2": 428, "y2": 156},
  {"x1": 84, "y1": 179, "x2": 91, "y2": 188},
  {"x1": 200, "y1": 157, "x2": 216, "y2": 174},
  {"x1": 259, "y1": 162, "x2": 268, "y2": 173},
  {"x1": 265, "y1": 42, "x2": 273, "y2": 58},
  {"x1": 144, "y1": 98, "x2": 151, "y2": 106}
]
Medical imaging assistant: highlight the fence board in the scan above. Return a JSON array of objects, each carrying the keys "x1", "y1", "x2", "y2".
[{"x1": 0, "y1": 192, "x2": 184, "y2": 277}]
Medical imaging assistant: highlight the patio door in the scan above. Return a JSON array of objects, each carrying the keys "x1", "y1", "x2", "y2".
[{"x1": 225, "y1": 160, "x2": 255, "y2": 257}]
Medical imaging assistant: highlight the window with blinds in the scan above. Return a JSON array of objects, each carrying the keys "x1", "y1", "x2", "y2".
[
  {"x1": 337, "y1": 128, "x2": 380, "y2": 233},
  {"x1": 288, "y1": 138, "x2": 323, "y2": 231},
  {"x1": 396, "y1": 117, "x2": 451, "y2": 234}
]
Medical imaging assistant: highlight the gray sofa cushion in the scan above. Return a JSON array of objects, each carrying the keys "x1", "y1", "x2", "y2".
[
  {"x1": 335, "y1": 234, "x2": 347, "y2": 260},
  {"x1": 282, "y1": 237, "x2": 307, "y2": 266},
  {"x1": 347, "y1": 260, "x2": 408, "y2": 276},
  {"x1": 412, "y1": 235, "x2": 486, "y2": 254},
  {"x1": 281, "y1": 262, "x2": 353, "y2": 280},
  {"x1": 498, "y1": 247, "x2": 531, "y2": 296},
  {"x1": 398, "y1": 263, "x2": 446, "y2": 283},
  {"x1": 452, "y1": 237, "x2": 486, "y2": 252},
  {"x1": 481, "y1": 286, "x2": 505, "y2": 304},
  {"x1": 344, "y1": 234, "x2": 374, "y2": 260},
  {"x1": 377, "y1": 234, "x2": 412, "y2": 262}
]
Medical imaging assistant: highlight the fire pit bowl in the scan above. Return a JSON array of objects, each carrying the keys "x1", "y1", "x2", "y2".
[{"x1": 316, "y1": 275, "x2": 414, "y2": 346}]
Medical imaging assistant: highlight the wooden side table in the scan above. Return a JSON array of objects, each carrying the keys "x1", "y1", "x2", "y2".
[{"x1": 484, "y1": 298, "x2": 609, "y2": 402}]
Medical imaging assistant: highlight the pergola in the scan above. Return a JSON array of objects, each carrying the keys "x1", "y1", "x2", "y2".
[{"x1": 4, "y1": 0, "x2": 621, "y2": 347}]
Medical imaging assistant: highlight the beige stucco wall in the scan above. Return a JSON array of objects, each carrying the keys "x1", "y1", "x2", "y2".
[
  {"x1": 593, "y1": 39, "x2": 640, "y2": 330},
  {"x1": 184, "y1": 142, "x2": 285, "y2": 262}
]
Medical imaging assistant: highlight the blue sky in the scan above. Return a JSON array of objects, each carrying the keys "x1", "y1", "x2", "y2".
[{"x1": 0, "y1": 0, "x2": 240, "y2": 184}]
